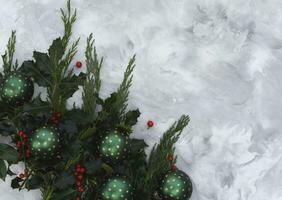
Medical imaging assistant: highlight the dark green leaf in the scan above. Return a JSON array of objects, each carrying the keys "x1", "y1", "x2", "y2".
[
  {"x1": 25, "y1": 175, "x2": 43, "y2": 190},
  {"x1": 11, "y1": 177, "x2": 22, "y2": 189},
  {"x1": 0, "y1": 159, "x2": 7, "y2": 181},
  {"x1": 79, "y1": 127, "x2": 96, "y2": 140},
  {"x1": 54, "y1": 172, "x2": 75, "y2": 190},
  {"x1": 23, "y1": 97, "x2": 50, "y2": 115},
  {"x1": 84, "y1": 158, "x2": 102, "y2": 174},
  {"x1": 0, "y1": 121, "x2": 16, "y2": 136},
  {"x1": 48, "y1": 38, "x2": 64, "y2": 60},
  {"x1": 53, "y1": 188, "x2": 77, "y2": 200},
  {"x1": 0, "y1": 143, "x2": 18, "y2": 162},
  {"x1": 123, "y1": 109, "x2": 141, "y2": 126},
  {"x1": 129, "y1": 139, "x2": 148, "y2": 154}
]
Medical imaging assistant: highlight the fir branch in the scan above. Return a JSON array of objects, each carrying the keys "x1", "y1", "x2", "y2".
[
  {"x1": 82, "y1": 33, "x2": 103, "y2": 115},
  {"x1": 116, "y1": 55, "x2": 136, "y2": 116},
  {"x1": 60, "y1": 0, "x2": 77, "y2": 51},
  {"x1": 144, "y1": 115, "x2": 190, "y2": 195},
  {"x1": 2, "y1": 31, "x2": 17, "y2": 74}
]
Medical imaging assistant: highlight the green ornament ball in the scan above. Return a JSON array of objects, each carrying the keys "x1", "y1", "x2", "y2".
[
  {"x1": 100, "y1": 177, "x2": 133, "y2": 200},
  {"x1": 30, "y1": 126, "x2": 60, "y2": 159},
  {"x1": 158, "y1": 170, "x2": 193, "y2": 200},
  {"x1": 0, "y1": 73, "x2": 34, "y2": 106},
  {"x1": 99, "y1": 131, "x2": 129, "y2": 163}
]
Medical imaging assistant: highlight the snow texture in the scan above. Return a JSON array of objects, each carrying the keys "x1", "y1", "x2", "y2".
[{"x1": 0, "y1": 0, "x2": 282, "y2": 199}]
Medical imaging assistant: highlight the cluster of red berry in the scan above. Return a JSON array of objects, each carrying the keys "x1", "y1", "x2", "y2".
[
  {"x1": 49, "y1": 112, "x2": 62, "y2": 124},
  {"x1": 167, "y1": 153, "x2": 177, "y2": 172},
  {"x1": 75, "y1": 164, "x2": 87, "y2": 200},
  {"x1": 16, "y1": 130, "x2": 31, "y2": 159},
  {"x1": 19, "y1": 169, "x2": 29, "y2": 179}
]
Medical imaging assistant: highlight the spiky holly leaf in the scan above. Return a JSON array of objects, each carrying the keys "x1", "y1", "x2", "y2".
[{"x1": 123, "y1": 109, "x2": 141, "y2": 127}]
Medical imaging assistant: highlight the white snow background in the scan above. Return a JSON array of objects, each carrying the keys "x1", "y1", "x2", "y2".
[{"x1": 0, "y1": 0, "x2": 282, "y2": 199}]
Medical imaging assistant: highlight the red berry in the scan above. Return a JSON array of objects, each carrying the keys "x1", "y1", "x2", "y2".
[
  {"x1": 76, "y1": 164, "x2": 81, "y2": 168},
  {"x1": 76, "y1": 181, "x2": 81, "y2": 187},
  {"x1": 75, "y1": 61, "x2": 82, "y2": 68},
  {"x1": 54, "y1": 112, "x2": 62, "y2": 119},
  {"x1": 19, "y1": 173, "x2": 25, "y2": 179},
  {"x1": 80, "y1": 167, "x2": 86, "y2": 174},
  {"x1": 24, "y1": 169, "x2": 29, "y2": 176},
  {"x1": 18, "y1": 130, "x2": 25, "y2": 137},
  {"x1": 76, "y1": 197, "x2": 81, "y2": 200},
  {"x1": 77, "y1": 175, "x2": 84, "y2": 181},
  {"x1": 167, "y1": 154, "x2": 174, "y2": 161},
  {"x1": 16, "y1": 141, "x2": 22, "y2": 148},
  {"x1": 78, "y1": 186, "x2": 84, "y2": 193},
  {"x1": 147, "y1": 120, "x2": 154, "y2": 128},
  {"x1": 26, "y1": 150, "x2": 31, "y2": 158},
  {"x1": 171, "y1": 164, "x2": 177, "y2": 172}
]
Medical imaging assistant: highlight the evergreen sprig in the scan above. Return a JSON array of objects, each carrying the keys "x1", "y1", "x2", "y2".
[
  {"x1": 60, "y1": 0, "x2": 77, "y2": 51},
  {"x1": 2, "y1": 31, "x2": 17, "y2": 74},
  {"x1": 144, "y1": 115, "x2": 190, "y2": 195},
  {"x1": 116, "y1": 55, "x2": 136, "y2": 116},
  {"x1": 82, "y1": 33, "x2": 103, "y2": 116}
]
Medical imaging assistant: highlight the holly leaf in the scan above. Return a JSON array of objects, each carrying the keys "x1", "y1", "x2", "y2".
[
  {"x1": 53, "y1": 188, "x2": 77, "y2": 200},
  {"x1": 0, "y1": 159, "x2": 7, "y2": 181},
  {"x1": 54, "y1": 172, "x2": 75, "y2": 190},
  {"x1": 11, "y1": 177, "x2": 22, "y2": 189},
  {"x1": 0, "y1": 121, "x2": 16, "y2": 136},
  {"x1": 79, "y1": 127, "x2": 96, "y2": 140},
  {"x1": 26, "y1": 175, "x2": 44, "y2": 190},
  {"x1": 48, "y1": 38, "x2": 64, "y2": 60},
  {"x1": 129, "y1": 139, "x2": 148, "y2": 155},
  {"x1": 23, "y1": 97, "x2": 51, "y2": 115},
  {"x1": 0, "y1": 143, "x2": 18, "y2": 163},
  {"x1": 84, "y1": 158, "x2": 102, "y2": 174},
  {"x1": 123, "y1": 109, "x2": 140, "y2": 126}
]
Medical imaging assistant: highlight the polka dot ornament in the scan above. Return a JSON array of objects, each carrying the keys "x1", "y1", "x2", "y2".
[
  {"x1": 158, "y1": 170, "x2": 193, "y2": 200},
  {"x1": 0, "y1": 73, "x2": 34, "y2": 106},
  {"x1": 100, "y1": 177, "x2": 133, "y2": 200},
  {"x1": 99, "y1": 131, "x2": 129, "y2": 163},
  {"x1": 30, "y1": 126, "x2": 60, "y2": 159}
]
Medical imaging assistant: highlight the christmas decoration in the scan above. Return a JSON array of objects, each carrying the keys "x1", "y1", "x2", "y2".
[
  {"x1": 158, "y1": 170, "x2": 193, "y2": 200},
  {"x1": 0, "y1": 72, "x2": 34, "y2": 106},
  {"x1": 30, "y1": 126, "x2": 60, "y2": 159},
  {"x1": 100, "y1": 176, "x2": 133, "y2": 200},
  {"x1": 0, "y1": 1, "x2": 193, "y2": 200},
  {"x1": 99, "y1": 131, "x2": 129, "y2": 163}
]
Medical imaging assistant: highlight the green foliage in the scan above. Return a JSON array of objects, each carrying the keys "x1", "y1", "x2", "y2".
[
  {"x1": 2, "y1": 31, "x2": 17, "y2": 74},
  {"x1": 0, "y1": 1, "x2": 192, "y2": 200},
  {"x1": 82, "y1": 33, "x2": 103, "y2": 117}
]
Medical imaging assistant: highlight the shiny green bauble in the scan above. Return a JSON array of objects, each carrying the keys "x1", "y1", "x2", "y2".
[
  {"x1": 158, "y1": 170, "x2": 193, "y2": 200},
  {"x1": 100, "y1": 177, "x2": 133, "y2": 200},
  {"x1": 99, "y1": 131, "x2": 129, "y2": 163},
  {"x1": 0, "y1": 73, "x2": 34, "y2": 106},
  {"x1": 30, "y1": 126, "x2": 60, "y2": 159}
]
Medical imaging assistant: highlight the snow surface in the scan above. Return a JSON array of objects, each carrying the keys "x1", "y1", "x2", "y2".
[{"x1": 0, "y1": 0, "x2": 282, "y2": 199}]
